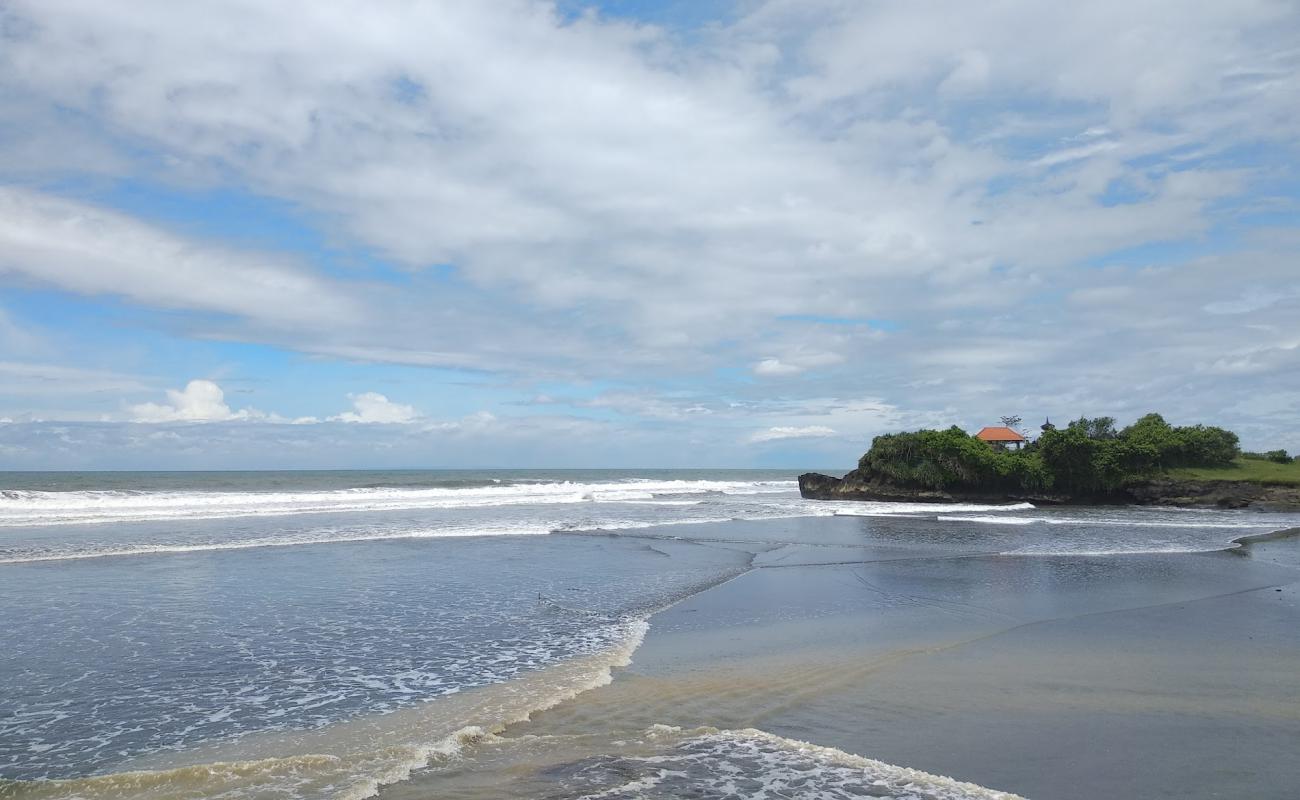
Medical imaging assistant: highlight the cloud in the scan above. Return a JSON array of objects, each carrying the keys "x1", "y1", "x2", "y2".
[
  {"x1": 753, "y1": 358, "x2": 804, "y2": 377},
  {"x1": 130, "y1": 379, "x2": 262, "y2": 423},
  {"x1": 752, "y1": 349, "x2": 845, "y2": 377},
  {"x1": 0, "y1": 361, "x2": 152, "y2": 396},
  {"x1": 330, "y1": 392, "x2": 420, "y2": 424},
  {"x1": 4, "y1": 0, "x2": 1285, "y2": 362},
  {"x1": 749, "y1": 425, "x2": 837, "y2": 443},
  {"x1": 0, "y1": 2, "x2": 1298, "y2": 461},
  {"x1": 1032, "y1": 139, "x2": 1122, "y2": 167},
  {"x1": 0, "y1": 187, "x2": 359, "y2": 329},
  {"x1": 1203, "y1": 287, "x2": 1297, "y2": 315},
  {"x1": 132, "y1": 385, "x2": 425, "y2": 426}
]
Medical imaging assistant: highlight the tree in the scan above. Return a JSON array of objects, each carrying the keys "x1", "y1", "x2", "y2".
[
  {"x1": 1266, "y1": 450, "x2": 1291, "y2": 464},
  {"x1": 1067, "y1": 416, "x2": 1118, "y2": 440},
  {"x1": 1176, "y1": 425, "x2": 1239, "y2": 467},
  {"x1": 1000, "y1": 415, "x2": 1023, "y2": 430},
  {"x1": 1119, "y1": 413, "x2": 1238, "y2": 468}
]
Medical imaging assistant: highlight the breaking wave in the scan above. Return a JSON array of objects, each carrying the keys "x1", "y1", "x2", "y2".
[
  {"x1": 0, "y1": 479, "x2": 793, "y2": 527},
  {"x1": 551, "y1": 726, "x2": 1025, "y2": 800},
  {"x1": 0, "y1": 623, "x2": 651, "y2": 800},
  {"x1": 831, "y1": 501, "x2": 1035, "y2": 517}
]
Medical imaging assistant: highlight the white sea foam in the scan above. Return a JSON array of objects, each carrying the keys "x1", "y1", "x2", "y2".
[
  {"x1": 0, "y1": 479, "x2": 794, "y2": 527},
  {"x1": 2, "y1": 620, "x2": 653, "y2": 800},
  {"x1": 831, "y1": 501, "x2": 1035, "y2": 517},
  {"x1": 566, "y1": 727, "x2": 1026, "y2": 800},
  {"x1": 0, "y1": 524, "x2": 557, "y2": 564},
  {"x1": 0, "y1": 514, "x2": 767, "y2": 564},
  {"x1": 1003, "y1": 546, "x2": 1231, "y2": 556},
  {"x1": 1038, "y1": 516, "x2": 1271, "y2": 529}
]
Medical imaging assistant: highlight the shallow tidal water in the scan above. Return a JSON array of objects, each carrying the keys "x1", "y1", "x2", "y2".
[{"x1": 2, "y1": 470, "x2": 1298, "y2": 799}]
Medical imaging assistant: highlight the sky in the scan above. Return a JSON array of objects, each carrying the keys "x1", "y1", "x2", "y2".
[{"x1": 0, "y1": 0, "x2": 1298, "y2": 470}]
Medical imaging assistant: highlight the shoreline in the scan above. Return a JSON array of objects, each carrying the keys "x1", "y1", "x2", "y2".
[
  {"x1": 450, "y1": 518, "x2": 1300, "y2": 800},
  {"x1": 8, "y1": 513, "x2": 1300, "y2": 799}
]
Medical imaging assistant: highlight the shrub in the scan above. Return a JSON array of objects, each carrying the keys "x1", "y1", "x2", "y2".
[
  {"x1": 855, "y1": 413, "x2": 1245, "y2": 498},
  {"x1": 1120, "y1": 413, "x2": 1239, "y2": 468},
  {"x1": 1266, "y1": 449, "x2": 1292, "y2": 464},
  {"x1": 859, "y1": 427, "x2": 1041, "y2": 493},
  {"x1": 1176, "y1": 425, "x2": 1240, "y2": 467},
  {"x1": 1066, "y1": 416, "x2": 1118, "y2": 440}
]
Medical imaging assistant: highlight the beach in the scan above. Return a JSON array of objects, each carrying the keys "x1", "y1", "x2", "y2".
[
  {"x1": 377, "y1": 519, "x2": 1300, "y2": 799},
  {"x1": 3, "y1": 474, "x2": 1299, "y2": 799}
]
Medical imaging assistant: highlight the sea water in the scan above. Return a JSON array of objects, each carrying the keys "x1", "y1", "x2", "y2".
[{"x1": 1, "y1": 470, "x2": 1297, "y2": 798}]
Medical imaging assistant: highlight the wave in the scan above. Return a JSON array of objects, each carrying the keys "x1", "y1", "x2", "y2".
[
  {"x1": 832, "y1": 501, "x2": 1035, "y2": 517},
  {"x1": 829, "y1": 504, "x2": 1285, "y2": 533},
  {"x1": 1232, "y1": 527, "x2": 1300, "y2": 546},
  {"x1": 556, "y1": 726, "x2": 1026, "y2": 800},
  {"x1": 0, "y1": 514, "x2": 764, "y2": 564},
  {"x1": 944, "y1": 514, "x2": 1277, "y2": 530},
  {"x1": 0, "y1": 621, "x2": 651, "y2": 800},
  {"x1": 0, "y1": 524, "x2": 560, "y2": 564},
  {"x1": 0, "y1": 479, "x2": 794, "y2": 527},
  {"x1": 1002, "y1": 546, "x2": 1231, "y2": 556},
  {"x1": 0, "y1": 649, "x2": 1027, "y2": 800},
  {"x1": 1039, "y1": 516, "x2": 1275, "y2": 529}
]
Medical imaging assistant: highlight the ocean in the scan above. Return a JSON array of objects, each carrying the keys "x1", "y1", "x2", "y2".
[{"x1": 2, "y1": 469, "x2": 1297, "y2": 799}]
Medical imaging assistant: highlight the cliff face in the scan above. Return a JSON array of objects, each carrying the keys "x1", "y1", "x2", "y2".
[
  {"x1": 1125, "y1": 478, "x2": 1300, "y2": 511},
  {"x1": 798, "y1": 471, "x2": 1300, "y2": 511}
]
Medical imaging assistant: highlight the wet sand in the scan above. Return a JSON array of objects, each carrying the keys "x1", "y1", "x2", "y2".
[{"x1": 392, "y1": 523, "x2": 1300, "y2": 799}]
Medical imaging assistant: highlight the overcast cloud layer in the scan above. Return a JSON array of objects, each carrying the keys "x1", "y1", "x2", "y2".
[{"x1": 1, "y1": 0, "x2": 1298, "y2": 468}]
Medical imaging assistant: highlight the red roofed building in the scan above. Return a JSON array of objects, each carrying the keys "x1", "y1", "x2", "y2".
[{"x1": 975, "y1": 426, "x2": 1027, "y2": 450}]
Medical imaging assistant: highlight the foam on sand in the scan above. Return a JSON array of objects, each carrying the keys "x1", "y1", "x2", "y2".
[
  {"x1": 0, "y1": 622, "x2": 650, "y2": 800},
  {"x1": 551, "y1": 726, "x2": 1026, "y2": 800}
]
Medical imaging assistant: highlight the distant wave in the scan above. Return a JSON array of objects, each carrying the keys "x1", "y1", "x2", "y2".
[
  {"x1": 0, "y1": 513, "x2": 771, "y2": 564},
  {"x1": 832, "y1": 501, "x2": 1035, "y2": 517},
  {"x1": 0, "y1": 479, "x2": 794, "y2": 527},
  {"x1": 0, "y1": 525, "x2": 560, "y2": 564},
  {"x1": 1001, "y1": 546, "x2": 1233, "y2": 556},
  {"x1": 943, "y1": 514, "x2": 1274, "y2": 530}
]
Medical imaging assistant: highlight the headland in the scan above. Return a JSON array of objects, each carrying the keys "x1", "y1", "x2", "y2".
[{"x1": 800, "y1": 414, "x2": 1300, "y2": 511}]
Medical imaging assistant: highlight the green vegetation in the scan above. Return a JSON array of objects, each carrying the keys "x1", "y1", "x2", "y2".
[
  {"x1": 859, "y1": 427, "x2": 1050, "y2": 494},
  {"x1": 1242, "y1": 449, "x2": 1294, "y2": 464},
  {"x1": 1170, "y1": 458, "x2": 1300, "y2": 486},
  {"x1": 857, "y1": 413, "x2": 1245, "y2": 497}
]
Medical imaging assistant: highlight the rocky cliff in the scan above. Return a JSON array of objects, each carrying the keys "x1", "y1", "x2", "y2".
[
  {"x1": 798, "y1": 471, "x2": 1300, "y2": 511},
  {"x1": 1125, "y1": 477, "x2": 1300, "y2": 511}
]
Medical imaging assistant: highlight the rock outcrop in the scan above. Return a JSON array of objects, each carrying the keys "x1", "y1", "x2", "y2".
[
  {"x1": 1125, "y1": 478, "x2": 1300, "y2": 511},
  {"x1": 799, "y1": 471, "x2": 1300, "y2": 511}
]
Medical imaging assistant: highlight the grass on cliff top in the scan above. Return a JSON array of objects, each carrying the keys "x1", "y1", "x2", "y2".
[{"x1": 1168, "y1": 458, "x2": 1300, "y2": 486}]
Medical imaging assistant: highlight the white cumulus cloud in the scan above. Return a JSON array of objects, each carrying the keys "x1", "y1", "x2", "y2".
[
  {"x1": 331, "y1": 392, "x2": 420, "y2": 424},
  {"x1": 130, "y1": 379, "x2": 262, "y2": 423}
]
